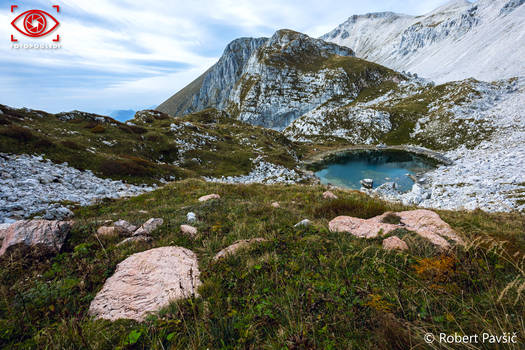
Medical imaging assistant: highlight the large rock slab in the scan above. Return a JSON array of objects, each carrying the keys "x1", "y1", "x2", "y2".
[
  {"x1": 89, "y1": 246, "x2": 201, "y2": 321},
  {"x1": 213, "y1": 238, "x2": 267, "y2": 261},
  {"x1": 329, "y1": 216, "x2": 397, "y2": 239},
  {"x1": 329, "y1": 209, "x2": 463, "y2": 249},
  {"x1": 0, "y1": 220, "x2": 71, "y2": 256}
]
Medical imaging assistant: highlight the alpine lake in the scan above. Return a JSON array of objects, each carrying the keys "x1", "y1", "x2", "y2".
[{"x1": 310, "y1": 149, "x2": 439, "y2": 192}]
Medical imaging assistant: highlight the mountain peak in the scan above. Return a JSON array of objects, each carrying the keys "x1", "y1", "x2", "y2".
[{"x1": 321, "y1": 0, "x2": 525, "y2": 83}]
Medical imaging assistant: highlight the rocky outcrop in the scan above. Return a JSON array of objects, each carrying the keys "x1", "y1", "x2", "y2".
[
  {"x1": 213, "y1": 238, "x2": 267, "y2": 261},
  {"x1": 329, "y1": 209, "x2": 463, "y2": 249},
  {"x1": 158, "y1": 29, "x2": 399, "y2": 131},
  {"x1": 157, "y1": 37, "x2": 268, "y2": 116},
  {"x1": 0, "y1": 220, "x2": 71, "y2": 256},
  {"x1": 204, "y1": 159, "x2": 308, "y2": 185},
  {"x1": 89, "y1": 246, "x2": 201, "y2": 321}
]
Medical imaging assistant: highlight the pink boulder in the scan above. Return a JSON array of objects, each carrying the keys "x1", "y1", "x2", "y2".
[{"x1": 329, "y1": 209, "x2": 463, "y2": 249}]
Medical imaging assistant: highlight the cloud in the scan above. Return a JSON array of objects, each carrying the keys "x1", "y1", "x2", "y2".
[{"x1": 0, "y1": 0, "x2": 451, "y2": 114}]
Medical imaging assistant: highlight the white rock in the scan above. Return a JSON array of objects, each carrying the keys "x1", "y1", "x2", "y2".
[
  {"x1": 89, "y1": 246, "x2": 201, "y2": 321},
  {"x1": 294, "y1": 219, "x2": 311, "y2": 228}
]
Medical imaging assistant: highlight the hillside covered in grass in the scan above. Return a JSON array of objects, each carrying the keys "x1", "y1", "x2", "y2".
[
  {"x1": 0, "y1": 106, "x2": 303, "y2": 185},
  {"x1": 1, "y1": 180, "x2": 523, "y2": 349}
]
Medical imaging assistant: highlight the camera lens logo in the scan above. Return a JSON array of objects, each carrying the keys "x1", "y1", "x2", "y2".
[{"x1": 12, "y1": 10, "x2": 59, "y2": 38}]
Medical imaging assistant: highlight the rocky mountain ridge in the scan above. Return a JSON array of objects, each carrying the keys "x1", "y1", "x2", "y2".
[
  {"x1": 322, "y1": 0, "x2": 525, "y2": 83},
  {"x1": 157, "y1": 29, "x2": 401, "y2": 130}
]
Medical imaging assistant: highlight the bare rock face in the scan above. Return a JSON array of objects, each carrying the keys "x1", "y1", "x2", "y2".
[
  {"x1": 0, "y1": 220, "x2": 71, "y2": 256},
  {"x1": 89, "y1": 246, "x2": 201, "y2": 321},
  {"x1": 322, "y1": 191, "x2": 338, "y2": 199},
  {"x1": 198, "y1": 194, "x2": 221, "y2": 202},
  {"x1": 133, "y1": 218, "x2": 163, "y2": 236},
  {"x1": 329, "y1": 209, "x2": 463, "y2": 249},
  {"x1": 214, "y1": 238, "x2": 267, "y2": 261},
  {"x1": 180, "y1": 225, "x2": 198, "y2": 237},
  {"x1": 113, "y1": 220, "x2": 137, "y2": 235},
  {"x1": 382, "y1": 236, "x2": 408, "y2": 251}
]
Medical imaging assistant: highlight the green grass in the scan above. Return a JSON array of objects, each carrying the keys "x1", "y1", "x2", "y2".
[
  {"x1": 0, "y1": 106, "x2": 302, "y2": 185},
  {"x1": 1, "y1": 180, "x2": 523, "y2": 349}
]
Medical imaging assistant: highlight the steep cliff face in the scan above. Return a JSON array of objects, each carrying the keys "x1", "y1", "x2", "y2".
[
  {"x1": 156, "y1": 37, "x2": 267, "y2": 116},
  {"x1": 158, "y1": 29, "x2": 401, "y2": 130},
  {"x1": 322, "y1": 0, "x2": 525, "y2": 83},
  {"x1": 227, "y1": 29, "x2": 379, "y2": 130}
]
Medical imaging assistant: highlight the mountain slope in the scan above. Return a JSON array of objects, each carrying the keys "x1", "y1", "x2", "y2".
[
  {"x1": 157, "y1": 29, "x2": 402, "y2": 130},
  {"x1": 157, "y1": 38, "x2": 268, "y2": 117},
  {"x1": 0, "y1": 105, "x2": 303, "y2": 186},
  {"x1": 322, "y1": 0, "x2": 525, "y2": 83}
]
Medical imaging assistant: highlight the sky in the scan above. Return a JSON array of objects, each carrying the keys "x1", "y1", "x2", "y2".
[{"x1": 1, "y1": 0, "x2": 458, "y2": 117}]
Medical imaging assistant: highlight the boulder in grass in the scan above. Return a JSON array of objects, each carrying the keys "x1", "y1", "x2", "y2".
[
  {"x1": 186, "y1": 212, "x2": 197, "y2": 223},
  {"x1": 213, "y1": 238, "x2": 267, "y2": 261},
  {"x1": 198, "y1": 194, "x2": 220, "y2": 202},
  {"x1": 0, "y1": 220, "x2": 71, "y2": 256},
  {"x1": 294, "y1": 219, "x2": 311, "y2": 228},
  {"x1": 96, "y1": 226, "x2": 118, "y2": 237},
  {"x1": 89, "y1": 246, "x2": 201, "y2": 321},
  {"x1": 329, "y1": 209, "x2": 463, "y2": 249},
  {"x1": 180, "y1": 224, "x2": 198, "y2": 237},
  {"x1": 113, "y1": 220, "x2": 137, "y2": 235},
  {"x1": 382, "y1": 236, "x2": 408, "y2": 251},
  {"x1": 322, "y1": 191, "x2": 338, "y2": 199},
  {"x1": 133, "y1": 218, "x2": 164, "y2": 236}
]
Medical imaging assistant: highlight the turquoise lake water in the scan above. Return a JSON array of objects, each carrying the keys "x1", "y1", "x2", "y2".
[{"x1": 314, "y1": 150, "x2": 436, "y2": 192}]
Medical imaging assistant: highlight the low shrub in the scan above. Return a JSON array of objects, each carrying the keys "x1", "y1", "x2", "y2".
[
  {"x1": 99, "y1": 158, "x2": 149, "y2": 176},
  {"x1": 0, "y1": 125, "x2": 35, "y2": 141},
  {"x1": 61, "y1": 140, "x2": 82, "y2": 150},
  {"x1": 90, "y1": 125, "x2": 105, "y2": 134}
]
